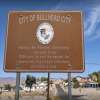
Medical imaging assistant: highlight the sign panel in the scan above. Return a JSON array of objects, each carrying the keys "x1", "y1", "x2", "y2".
[{"x1": 4, "y1": 11, "x2": 84, "y2": 72}]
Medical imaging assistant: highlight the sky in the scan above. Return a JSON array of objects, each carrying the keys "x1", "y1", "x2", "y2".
[{"x1": 0, "y1": 0, "x2": 100, "y2": 79}]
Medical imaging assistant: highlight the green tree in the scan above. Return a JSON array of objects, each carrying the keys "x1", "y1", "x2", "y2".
[
  {"x1": 97, "y1": 72, "x2": 100, "y2": 83},
  {"x1": 89, "y1": 71, "x2": 100, "y2": 84},
  {"x1": 72, "y1": 78, "x2": 80, "y2": 88},
  {"x1": 4, "y1": 84, "x2": 12, "y2": 91},
  {"x1": 0, "y1": 86, "x2": 3, "y2": 94},
  {"x1": 64, "y1": 79, "x2": 68, "y2": 83},
  {"x1": 25, "y1": 75, "x2": 36, "y2": 92},
  {"x1": 41, "y1": 77, "x2": 48, "y2": 82}
]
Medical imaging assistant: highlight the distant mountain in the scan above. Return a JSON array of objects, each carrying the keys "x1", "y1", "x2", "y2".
[{"x1": 0, "y1": 77, "x2": 25, "y2": 86}]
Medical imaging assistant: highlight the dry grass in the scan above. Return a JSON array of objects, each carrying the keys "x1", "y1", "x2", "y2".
[
  {"x1": 50, "y1": 96, "x2": 60, "y2": 100},
  {"x1": 0, "y1": 91, "x2": 47, "y2": 100},
  {"x1": 0, "y1": 91, "x2": 15, "y2": 96},
  {"x1": 0, "y1": 91, "x2": 45, "y2": 95}
]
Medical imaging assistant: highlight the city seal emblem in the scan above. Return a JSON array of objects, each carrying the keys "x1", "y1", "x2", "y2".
[{"x1": 36, "y1": 22, "x2": 54, "y2": 44}]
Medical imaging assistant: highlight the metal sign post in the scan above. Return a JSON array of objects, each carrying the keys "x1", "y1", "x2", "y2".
[
  {"x1": 47, "y1": 73, "x2": 50, "y2": 100},
  {"x1": 15, "y1": 72, "x2": 20, "y2": 100},
  {"x1": 68, "y1": 72, "x2": 72, "y2": 100}
]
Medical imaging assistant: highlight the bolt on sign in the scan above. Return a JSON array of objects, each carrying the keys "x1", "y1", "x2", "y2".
[{"x1": 4, "y1": 11, "x2": 85, "y2": 72}]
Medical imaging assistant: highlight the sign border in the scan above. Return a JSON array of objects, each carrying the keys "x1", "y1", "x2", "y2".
[{"x1": 4, "y1": 10, "x2": 85, "y2": 73}]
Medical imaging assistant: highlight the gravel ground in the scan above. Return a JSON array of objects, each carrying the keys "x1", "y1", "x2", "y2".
[
  {"x1": 52, "y1": 84, "x2": 100, "y2": 100},
  {"x1": 0, "y1": 95, "x2": 46, "y2": 100},
  {"x1": 0, "y1": 91, "x2": 46, "y2": 100},
  {"x1": 0, "y1": 88, "x2": 100, "y2": 100}
]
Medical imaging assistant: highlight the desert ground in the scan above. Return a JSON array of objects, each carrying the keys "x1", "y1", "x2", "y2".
[{"x1": 0, "y1": 87, "x2": 100, "y2": 100}]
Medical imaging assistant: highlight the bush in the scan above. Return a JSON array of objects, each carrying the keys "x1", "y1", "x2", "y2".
[
  {"x1": 72, "y1": 78, "x2": 80, "y2": 88},
  {"x1": 4, "y1": 84, "x2": 12, "y2": 91}
]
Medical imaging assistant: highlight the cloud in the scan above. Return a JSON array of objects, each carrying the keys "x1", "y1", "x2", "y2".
[
  {"x1": 51, "y1": 1, "x2": 100, "y2": 41},
  {"x1": 53, "y1": 2, "x2": 100, "y2": 41},
  {"x1": 89, "y1": 28, "x2": 100, "y2": 40},
  {"x1": 85, "y1": 6, "x2": 100, "y2": 40}
]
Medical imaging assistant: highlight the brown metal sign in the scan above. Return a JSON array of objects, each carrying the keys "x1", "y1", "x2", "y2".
[{"x1": 4, "y1": 11, "x2": 84, "y2": 72}]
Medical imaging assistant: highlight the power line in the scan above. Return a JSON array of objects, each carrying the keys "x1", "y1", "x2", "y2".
[{"x1": 85, "y1": 62, "x2": 100, "y2": 65}]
